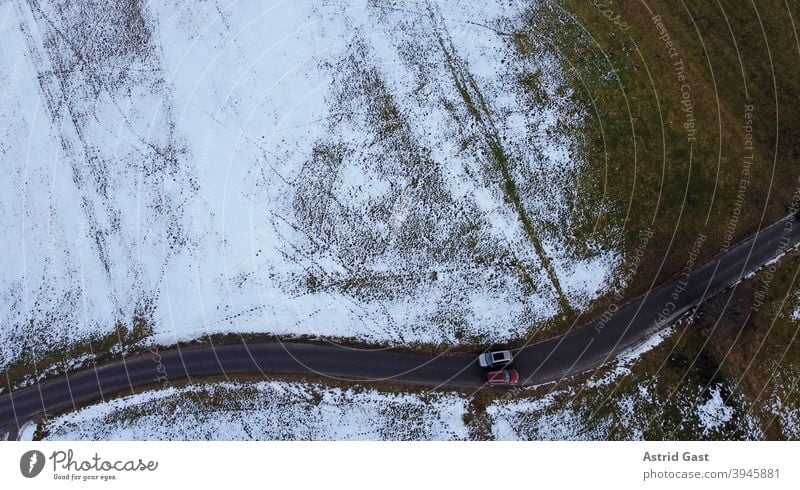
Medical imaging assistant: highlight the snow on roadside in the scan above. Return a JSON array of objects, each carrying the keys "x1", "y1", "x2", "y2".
[
  {"x1": 586, "y1": 325, "x2": 676, "y2": 389},
  {"x1": 44, "y1": 381, "x2": 469, "y2": 441},
  {"x1": 696, "y1": 385, "x2": 735, "y2": 435},
  {"x1": 18, "y1": 421, "x2": 36, "y2": 441}
]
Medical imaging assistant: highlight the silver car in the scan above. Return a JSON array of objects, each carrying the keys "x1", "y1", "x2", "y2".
[{"x1": 478, "y1": 350, "x2": 513, "y2": 368}]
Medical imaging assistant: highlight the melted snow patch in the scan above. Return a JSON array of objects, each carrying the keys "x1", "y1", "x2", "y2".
[
  {"x1": 767, "y1": 375, "x2": 800, "y2": 439},
  {"x1": 776, "y1": 399, "x2": 800, "y2": 438},
  {"x1": 18, "y1": 421, "x2": 36, "y2": 441},
  {"x1": 697, "y1": 385, "x2": 734, "y2": 435},
  {"x1": 586, "y1": 325, "x2": 675, "y2": 388}
]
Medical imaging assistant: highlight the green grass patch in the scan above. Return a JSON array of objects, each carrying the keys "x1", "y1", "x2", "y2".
[{"x1": 514, "y1": 0, "x2": 800, "y2": 299}]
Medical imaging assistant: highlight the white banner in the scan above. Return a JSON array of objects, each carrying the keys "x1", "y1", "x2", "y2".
[{"x1": 1, "y1": 441, "x2": 798, "y2": 489}]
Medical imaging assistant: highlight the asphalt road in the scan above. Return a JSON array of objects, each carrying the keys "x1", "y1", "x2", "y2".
[{"x1": 2, "y1": 213, "x2": 800, "y2": 434}]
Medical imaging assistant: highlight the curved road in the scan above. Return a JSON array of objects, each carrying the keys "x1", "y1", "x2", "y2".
[{"x1": 2, "y1": 213, "x2": 800, "y2": 433}]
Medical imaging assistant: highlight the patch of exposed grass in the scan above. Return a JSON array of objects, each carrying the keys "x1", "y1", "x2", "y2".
[
  {"x1": 433, "y1": 23, "x2": 574, "y2": 318},
  {"x1": 513, "y1": 0, "x2": 800, "y2": 314},
  {"x1": 462, "y1": 393, "x2": 495, "y2": 440}
]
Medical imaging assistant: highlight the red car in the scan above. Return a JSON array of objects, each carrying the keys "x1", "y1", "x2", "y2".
[{"x1": 485, "y1": 369, "x2": 520, "y2": 386}]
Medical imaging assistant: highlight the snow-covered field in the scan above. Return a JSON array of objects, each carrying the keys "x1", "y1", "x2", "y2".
[
  {"x1": 0, "y1": 0, "x2": 619, "y2": 368},
  {"x1": 44, "y1": 381, "x2": 469, "y2": 440},
  {"x1": 39, "y1": 376, "x2": 758, "y2": 441}
]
